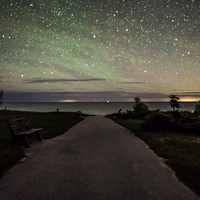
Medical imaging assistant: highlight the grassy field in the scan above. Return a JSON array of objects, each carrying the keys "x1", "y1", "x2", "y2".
[
  {"x1": 0, "y1": 110, "x2": 85, "y2": 177},
  {"x1": 116, "y1": 119, "x2": 200, "y2": 196}
]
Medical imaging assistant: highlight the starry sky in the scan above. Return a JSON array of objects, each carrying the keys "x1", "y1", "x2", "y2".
[{"x1": 0, "y1": 0, "x2": 200, "y2": 100}]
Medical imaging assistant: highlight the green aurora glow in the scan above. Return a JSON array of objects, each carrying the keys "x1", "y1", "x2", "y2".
[{"x1": 0, "y1": 0, "x2": 200, "y2": 94}]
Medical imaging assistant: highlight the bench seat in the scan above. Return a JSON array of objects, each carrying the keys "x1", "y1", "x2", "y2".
[
  {"x1": 8, "y1": 118, "x2": 43, "y2": 147},
  {"x1": 15, "y1": 128, "x2": 43, "y2": 136}
]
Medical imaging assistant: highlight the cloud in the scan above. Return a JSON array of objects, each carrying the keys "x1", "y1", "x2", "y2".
[
  {"x1": 26, "y1": 78, "x2": 106, "y2": 84},
  {"x1": 174, "y1": 91, "x2": 200, "y2": 96},
  {"x1": 120, "y1": 81, "x2": 146, "y2": 84}
]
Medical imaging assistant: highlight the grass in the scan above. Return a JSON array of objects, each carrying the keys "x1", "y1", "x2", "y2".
[
  {"x1": 0, "y1": 144, "x2": 24, "y2": 177},
  {"x1": 0, "y1": 110, "x2": 85, "y2": 177},
  {"x1": 116, "y1": 118, "x2": 200, "y2": 196}
]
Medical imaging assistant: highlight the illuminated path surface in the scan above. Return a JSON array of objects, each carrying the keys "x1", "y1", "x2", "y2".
[{"x1": 0, "y1": 116, "x2": 198, "y2": 200}]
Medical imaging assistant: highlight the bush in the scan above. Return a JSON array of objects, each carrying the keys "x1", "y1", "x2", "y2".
[
  {"x1": 178, "y1": 112, "x2": 197, "y2": 124},
  {"x1": 144, "y1": 112, "x2": 174, "y2": 131},
  {"x1": 194, "y1": 101, "x2": 200, "y2": 115},
  {"x1": 133, "y1": 97, "x2": 149, "y2": 119},
  {"x1": 0, "y1": 90, "x2": 3, "y2": 107},
  {"x1": 182, "y1": 121, "x2": 200, "y2": 133}
]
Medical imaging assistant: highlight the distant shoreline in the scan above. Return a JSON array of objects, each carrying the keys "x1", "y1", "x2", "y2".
[
  {"x1": 1, "y1": 101, "x2": 199, "y2": 103},
  {"x1": 0, "y1": 101, "x2": 197, "y2": 115}
]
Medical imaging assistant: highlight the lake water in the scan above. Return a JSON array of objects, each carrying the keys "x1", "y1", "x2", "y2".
[{"x1": 1, "y1": 102, "x2": 196, "y2": 115}]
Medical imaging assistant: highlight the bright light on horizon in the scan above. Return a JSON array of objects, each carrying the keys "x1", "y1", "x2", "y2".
[
  {"x1": 179, "y1": 97, "x2": 200, "y2": 103},
  {"x1": 59, "y1": 100, "x2": 78, "y2": 103}
]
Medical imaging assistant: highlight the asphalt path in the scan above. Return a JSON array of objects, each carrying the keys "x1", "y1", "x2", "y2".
[{"x1": 0, "y1": 116, "x2": 198, "y2": 200}]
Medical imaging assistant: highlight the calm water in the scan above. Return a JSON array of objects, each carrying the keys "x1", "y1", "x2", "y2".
[{"x1": 1, "y1": 102, "x2": 196, "y2": 115}]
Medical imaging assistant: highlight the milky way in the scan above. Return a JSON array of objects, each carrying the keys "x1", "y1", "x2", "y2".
[{"x1": 0, "y1": 0, "x2": 200, "y2": 94}]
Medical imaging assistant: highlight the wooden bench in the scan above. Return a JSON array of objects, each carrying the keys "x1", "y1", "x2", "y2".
[{"x1": 8, "y1": 118, "x2": 43, "y2": 147}]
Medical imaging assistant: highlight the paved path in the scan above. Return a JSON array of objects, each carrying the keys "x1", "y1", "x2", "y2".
[{"x1": 0, "y1": 116, "x2": 198, "y2": 200}]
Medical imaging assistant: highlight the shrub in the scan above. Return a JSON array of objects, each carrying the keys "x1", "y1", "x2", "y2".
[
  {"x1": 133, "y1": 97, "x2": 149, "y2": 118},
  {"x1": 182, "y1": 121, "x2": 200, "y2": 133},
  {"x1": 0, "y1": 90, "x2": 3, "y2": 107},
  {"x1": 144, "y1": 112, "x2": 174, "y2": 131},
  {"x1": 178, "y1": 112, "x2": 197, "y2": 124},
  {"x1": 194, "y1": 101, "x2": 200, "y2": 115}
]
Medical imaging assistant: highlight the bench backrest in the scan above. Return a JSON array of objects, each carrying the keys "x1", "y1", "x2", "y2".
[{"x1": 8, "y1": 118, "x2": 28, "y2": 135}]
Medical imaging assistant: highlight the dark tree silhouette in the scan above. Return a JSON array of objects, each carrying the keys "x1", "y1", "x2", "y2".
[
  {"x1": 169, "y1": 95, "x2": 180, "y2": 111},
  {"x1": 0, "y1": 90, "x2": 3, "y2": 104},
  {"x1": 194, "y1": 101, "x2": 200, "y2": 115},
  {"x1": 134, "y1": 97, "x2": 141, "y2": 104},
  {"x1": 133, "y1": 97, "x2": 149, "y2": 117}
]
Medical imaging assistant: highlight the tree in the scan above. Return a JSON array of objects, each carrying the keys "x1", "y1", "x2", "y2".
[
  {"x1": 0, "y1": 90, "x2": 3, "y2": 102},
  {"x1": 169, "y1": 95, "x2": 180, "y2": 111},
  {"x1": 134, "y1": 97, "x2": 141, "y2": 104},
  {"x1": 0, "y1": 90, "x2": 4, "y2": 109},
  {"x1": 194, "y1": 101, "x2": 200, "y2": 115},
  {"x1": 133, "y1": 97, "x2": 149, "y2": 118}
]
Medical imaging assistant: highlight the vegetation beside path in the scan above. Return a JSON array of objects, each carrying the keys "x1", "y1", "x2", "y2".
[
  {"x1": 0, "y1": 110, "x2": 85, "y2": 177},
  {"x1": 108, "y1": 96, "x2": 200, "y2": 196},
  {"x1": 115, "y1": 119, "x2": 200, "y2": 196}
]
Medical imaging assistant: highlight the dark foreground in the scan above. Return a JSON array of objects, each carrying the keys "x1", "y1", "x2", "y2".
[
  {"x1": 0, "y1": 110, "x2": 84, "y2": 177},
  {"x1": 0, "y1": 117, "x2": 198, "y2": 200}
]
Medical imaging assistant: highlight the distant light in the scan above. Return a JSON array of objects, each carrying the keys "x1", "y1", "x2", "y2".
[
  {"x1": 187, "y1": 51, "x2": 191, "y2": 55},
  {"x1": 92, "y1": 33, "x2": 96, "y2": 39},
  {"x1": 180, "y1": 97, "x2": 200, "y2": 102},
  {"x1": 60, "y1": 100, "x2": 78, "y2": 103}
]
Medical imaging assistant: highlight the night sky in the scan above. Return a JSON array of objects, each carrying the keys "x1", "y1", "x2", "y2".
[{"x1": 0, "y1": 0, "x2": 200, "y2": 99}]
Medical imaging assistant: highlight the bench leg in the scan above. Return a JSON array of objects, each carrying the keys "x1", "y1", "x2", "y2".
[{"x1": 24, "y1": 135, "x2": 30, "y2": 148}]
